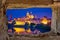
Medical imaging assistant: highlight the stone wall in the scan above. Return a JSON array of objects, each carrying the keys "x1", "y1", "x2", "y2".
[
  {"x1": 56, "y1": 3, "x2": 60, "y2": 33},
  {"x1": 0, "y1": 0, "x2": 2, "y2": 18},
  {"x1": 54, "y1": 0, "x2": 60, "y2": 1},
  {"x1": 6, "y1": 0, "x2": 53, "y2": 5}
]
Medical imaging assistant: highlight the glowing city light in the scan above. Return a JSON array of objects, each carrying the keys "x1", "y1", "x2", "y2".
[
  {"x1": 14, "y1": 28, "x2": 25, "y2": 33},
  {"x1": 14, "y1": 21, "x2": 25, "y2": 25},
  {"x1": 41, "y1": 18, "x2": 48, "y2": 24}
]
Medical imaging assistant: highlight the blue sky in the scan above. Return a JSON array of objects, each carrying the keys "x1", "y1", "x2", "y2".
[{"x1": 6, "y1": 7, "x2": 52, "y2": 20}]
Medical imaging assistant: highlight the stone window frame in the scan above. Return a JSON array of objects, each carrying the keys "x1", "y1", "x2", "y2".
[{"x1": 6, "y1": 4, "x2": 57, "y2": 34}]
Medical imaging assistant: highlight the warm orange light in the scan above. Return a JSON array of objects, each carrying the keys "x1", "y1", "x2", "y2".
[
  {"x1": 14, "y1": 28, "x2": 25, "y2": 33},
  {"x1": 30, "y1": 15, "x2": 34, "y2": 19},
  {"x1": 26, "y1": 12, "x2": 34, "y2": 19},
  {"x1": 25, "y1": 21, "x2": 31, "y2": 24},
  {"x1": 14, "y1": 28, "x2": 31, "y2": 33},
  {"x1": 14, "y1": 21, "x2": 25, "y2": 25},
  {"x1": 41, "y1": 19, "x2": 48, "y2": 24},
  {"x1": 27, "y1": 15, "x2": 34, "y2": 19},
  {"x1": 27, "y1": 29, "x2": 31, "y2": 33}
]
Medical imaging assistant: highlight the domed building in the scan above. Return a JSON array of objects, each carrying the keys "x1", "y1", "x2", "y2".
[{"x1": 26, "y1": 12, "x2": 34, "y2": 19}]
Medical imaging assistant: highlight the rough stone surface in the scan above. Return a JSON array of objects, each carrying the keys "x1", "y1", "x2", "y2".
[{"x1": 6, "y1": 0, "x2": 53, "y2": 5}]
